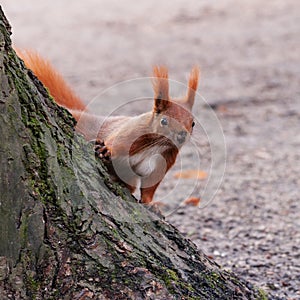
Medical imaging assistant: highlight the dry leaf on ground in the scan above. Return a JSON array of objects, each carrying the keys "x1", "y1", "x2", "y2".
[
  {"x1": 183, "y1": 197, "x2": 201, "y2": 206},
  {"x1": 174, "y1": 170, "x2": 208, "y2": 180}
]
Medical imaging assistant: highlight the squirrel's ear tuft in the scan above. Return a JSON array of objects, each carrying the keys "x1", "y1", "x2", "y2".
[
  {"x1": 186, "y1": 66, "x2": 200, "y2": 110},
  {"x1": 152, "y1": 65, "x2": 170, "y2": 114}
]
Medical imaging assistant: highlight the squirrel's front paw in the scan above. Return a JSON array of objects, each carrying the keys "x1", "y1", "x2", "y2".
[{"x1": 90, "y1": 139, "x2": 111, "y2": 162}]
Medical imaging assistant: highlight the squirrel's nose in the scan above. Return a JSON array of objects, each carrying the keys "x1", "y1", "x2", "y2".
[{"x1": 177, "y1": 131, "x2": 187, "y2": 144}]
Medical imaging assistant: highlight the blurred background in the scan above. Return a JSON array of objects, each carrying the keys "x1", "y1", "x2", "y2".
[
  {"x1": 1, "y1": 1, "x2": 299, "y2": 298},
  {"x1": 2, "y1": 0, "x2": 299, "y2": 105}
]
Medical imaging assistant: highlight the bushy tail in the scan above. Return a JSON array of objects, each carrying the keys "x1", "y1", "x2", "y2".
[{"x1": 16, "y1": 49, "x2": 85, "y2": 111}]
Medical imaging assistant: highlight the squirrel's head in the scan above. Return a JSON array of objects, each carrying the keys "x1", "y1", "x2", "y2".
[{"x1": 151, "y1": 66, "x2": 200, "y2": 147}]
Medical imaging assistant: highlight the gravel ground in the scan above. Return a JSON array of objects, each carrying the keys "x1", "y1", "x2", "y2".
[{"x1": 2, "y1": 1, "x2": 299, "y2": 299}]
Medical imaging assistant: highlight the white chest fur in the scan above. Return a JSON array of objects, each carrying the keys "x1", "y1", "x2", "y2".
[{"x1": 130, "y1": 146, "x2": 168, "y2": 177}]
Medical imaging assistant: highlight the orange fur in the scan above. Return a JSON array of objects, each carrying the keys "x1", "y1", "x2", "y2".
[
  {"x1": 152, "y1": 65, "x2": 169, "y2": 105},
  {"x1": 17, "y1": 49, "x2": 200, "y2": 204},
  {"x1": 188, "y1": 65, "x2": 200, "y2": 92},
  {"x1": 187, "y1": 66, "x2": 200, "y2": 109},
  {"x1": 16, "y1": 49, "x2": 85, "y2": 111}
]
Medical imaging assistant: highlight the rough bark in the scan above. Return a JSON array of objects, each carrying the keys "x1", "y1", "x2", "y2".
[{"x1": 0, "y1": 7, "x2": 268, "y2": 300}]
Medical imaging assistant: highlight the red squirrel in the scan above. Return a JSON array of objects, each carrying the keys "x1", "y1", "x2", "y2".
[{"x1": 17, "y1": 50, "x2": 199, "y2": 204}]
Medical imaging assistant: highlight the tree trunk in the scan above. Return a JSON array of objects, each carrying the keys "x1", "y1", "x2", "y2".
[{"x1": 0, "y1": 7, "x2": 268, "y2": 300}]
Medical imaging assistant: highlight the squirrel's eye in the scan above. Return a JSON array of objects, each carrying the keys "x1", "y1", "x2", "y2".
[
  {"x1": 192, "y1": 121, "x2": 195, "y2": 128},
  {"x1": 160, "y1": 117, "x2": 168, "y2": 126}
]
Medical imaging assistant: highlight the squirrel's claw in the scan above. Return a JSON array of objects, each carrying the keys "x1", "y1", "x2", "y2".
[{"x1": 90, "y1": 139, "x2": 111, "y2": 162}]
